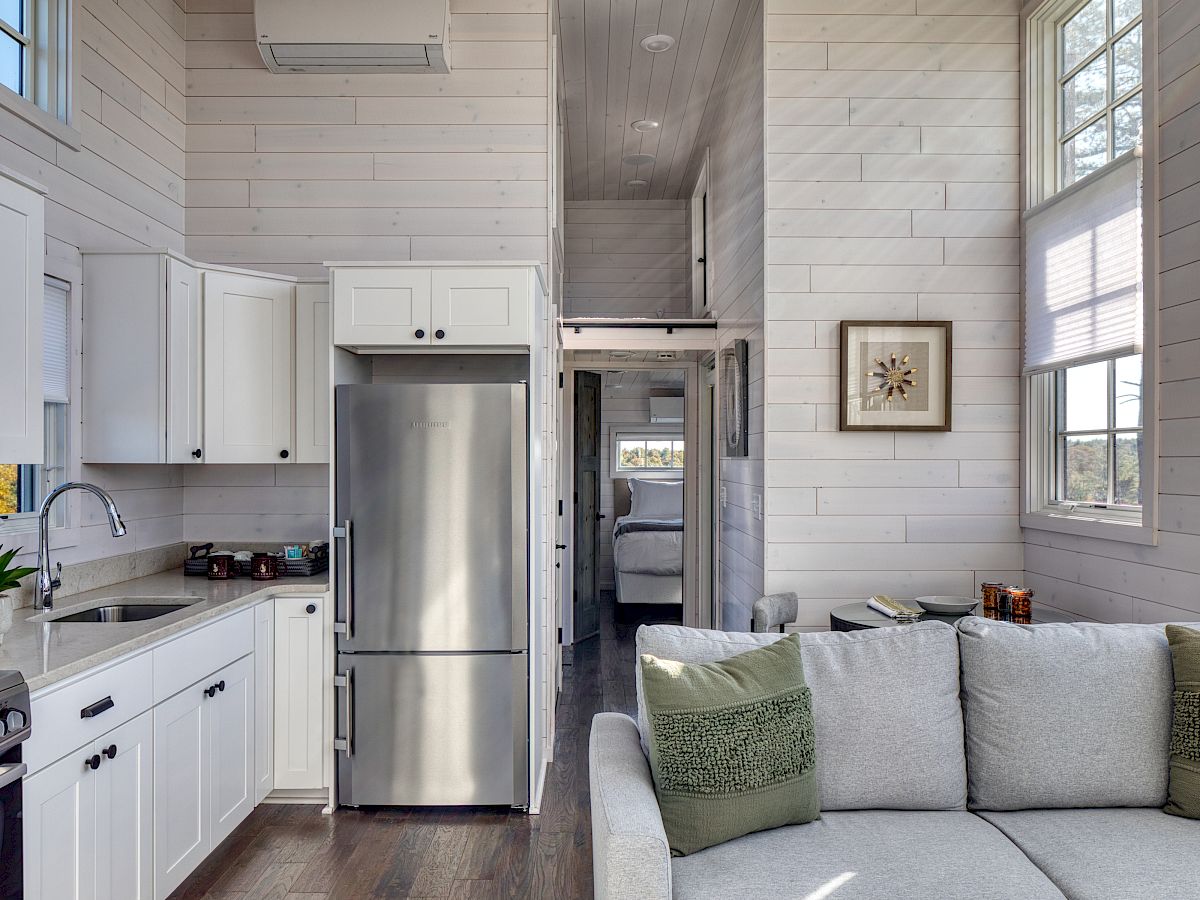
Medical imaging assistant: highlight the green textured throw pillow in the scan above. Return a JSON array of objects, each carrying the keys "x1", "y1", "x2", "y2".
[
  {"x1": 1166, "y1": 625, "x2": 1200, "y2": 819},
  {"x1": 639, "y1": 634, "x2": 819, "y2": 855}
]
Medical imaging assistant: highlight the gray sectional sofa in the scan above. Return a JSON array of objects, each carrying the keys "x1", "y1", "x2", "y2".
[{"x1": 589, "y1": 617, "x2": 1198, "y2": 900}]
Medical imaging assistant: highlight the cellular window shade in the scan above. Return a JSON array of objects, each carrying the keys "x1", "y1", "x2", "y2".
[
  {"x1": 1023, "y1": 153, "x2": 1142, "y2": 374},
  {"x1": 43, "y1": 280, "x2": 69, "y2": 403}
]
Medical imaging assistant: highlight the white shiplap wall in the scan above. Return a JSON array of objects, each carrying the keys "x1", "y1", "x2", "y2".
[
  {"x1": 563, "y1": 200, "x2": 689, "y2": 317},
  {"x1": 1024, "y1": 0, "x2": 1200, "y2": 625},
  {"x1": 1, "y1": 0, "x2": 189, "y2": 576},
  {"x1": 707, "y1": 0, "x2": 765, "y2": 632},
  {"x1": 183, "y1": 0, "x2": 551, "y2": 277},
  {"x1": 763, "y1": 0, "x2": 1023, "y2": 629}
]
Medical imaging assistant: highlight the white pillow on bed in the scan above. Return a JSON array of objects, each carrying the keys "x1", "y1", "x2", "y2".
[{"x1": 628, "y1": 478, "x2": 683, "y2": 518}]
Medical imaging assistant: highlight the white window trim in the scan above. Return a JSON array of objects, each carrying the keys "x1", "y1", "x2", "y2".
[
  {"x1": 610, "y1": 425, "x2": 685, "y2": 476},
  {"x1": 0, "y1": 0, "x2": 80, "y2": 149},
  {"x1": 1021, "y1": 0, "x2": 1159, "y2": 545},
  {"x1": 0, "y1": 261, "x2": 84, "y2": 551}
]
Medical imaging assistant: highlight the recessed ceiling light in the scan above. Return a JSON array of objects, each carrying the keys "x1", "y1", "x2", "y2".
[
  {"x1": 623, "y1": 153, "x2": 656, "y2": 167},
  {"x1": 640, "y1": 34, "x2": 675, "y2": 53},
  {"x1": 631, "y1": 119, "x2": 660, "y2": 132},
  {"x1": 609, "y1": 350, "x2": 634, "y2": 360},
  {"x1": 626, "y1": 178, "x2": 648, "y2": 188}
]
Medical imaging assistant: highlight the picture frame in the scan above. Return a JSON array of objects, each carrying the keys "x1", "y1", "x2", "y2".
[
  {"x1": 839, "y1": 321, "x2": 952, "y2": 432},
  {"x1": 719, "y1": 339, "x2": 749, "y2": 457}
]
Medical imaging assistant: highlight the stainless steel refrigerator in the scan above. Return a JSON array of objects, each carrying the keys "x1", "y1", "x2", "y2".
[{"x1": 334, "y1": 382, "x2": 529, "y2": 808}]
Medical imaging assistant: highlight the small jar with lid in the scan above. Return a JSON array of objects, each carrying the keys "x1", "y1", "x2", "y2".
[
  {"x1": 980, "y1": 582, "x2": 1005, "y2": 620},
  {"x1": 1007, "y1": 587, "x2": 1034, "y2": 624}
]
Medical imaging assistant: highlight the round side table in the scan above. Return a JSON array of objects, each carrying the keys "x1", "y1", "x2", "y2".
[{"x1": 829, "y1": 601, "x2": 979, "y2": 632}]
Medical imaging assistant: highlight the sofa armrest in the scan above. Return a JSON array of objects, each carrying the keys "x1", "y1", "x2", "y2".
[{"x1": 589, "y1": 712, "x2": 672, "y2": 900}]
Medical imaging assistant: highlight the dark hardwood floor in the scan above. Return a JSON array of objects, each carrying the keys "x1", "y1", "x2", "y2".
[{"x1": 171, "y1": 595, "x2": 675, "y2": 900}]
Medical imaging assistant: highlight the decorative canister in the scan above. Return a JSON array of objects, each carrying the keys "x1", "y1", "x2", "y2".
[
  {"x1": 251, "y1": 553, "x2": 278, "y2": 581},
  {"x1": 207, "y1": 553, "x2": 234, "y2": 580},
  {"x1": 980, "y1": 582, "x2": 1006, "y2": 620},
  {"x1": 1006, "y1": 587, "x2": 1034, "y2": 624}
]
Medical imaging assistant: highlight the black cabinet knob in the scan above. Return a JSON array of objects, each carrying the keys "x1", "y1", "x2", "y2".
[
  {"x1": 434, "y1": 329, "x2": 446, "y2": 340},
  {"x1": 279, "y1": 449, "x2": 290, "y2": 459},
  {"x1": 192, "y1": 448, "x2": 202, "y2": 459},
  {"x1": 102, "y1": 744, "x2": 117, "y2": 759},
  {"x1": 306, "y1": 603, "x2": 317, "y2": 614},
  {"x1": 217, "y1": 680, "x2": 225, "y2": 693},
  {"x1": 204, "y1": 685, "x2": 217, "y2": 698},
  {"x1": 85, "y1": 754, "x2": 101, "y2": 771},
  {"x1": 414, "y1": 329, "x2": 425, "y2": 339}
]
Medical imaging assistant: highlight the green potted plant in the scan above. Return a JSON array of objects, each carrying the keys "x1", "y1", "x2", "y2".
[{"x1": 0, "y1": 545, "x2": 36, "y2": 644}]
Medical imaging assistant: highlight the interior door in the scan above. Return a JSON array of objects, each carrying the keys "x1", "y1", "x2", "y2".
[{"x1": 573, "y1": 371, "x2": 601, "y2": 642}]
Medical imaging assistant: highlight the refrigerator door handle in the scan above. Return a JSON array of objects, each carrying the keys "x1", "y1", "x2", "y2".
[
  {"x1": 333, "y1": 519, "x2": 354, "y2": 637},
  {"x1": 334, "y1": 668, "x2": 355, "y2": 756}
]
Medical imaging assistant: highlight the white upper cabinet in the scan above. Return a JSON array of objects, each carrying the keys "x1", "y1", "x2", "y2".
[
  {"x1": 202, "y1": 272, "x2": 295, "y2": 464},
  {"x1": 332, "y1": 267, "x2": 431, "y2": 348},
  {"x1": 0, "y1": 169, "x2": 45, "y2": 463},
  {"x1": 294, "y1": 283, "x2": 331, "y2": 464},
  {"x1": 431, "y1": 267, "x2": 531, "y2": 346},
  {"x1": 165, "y1": 259, "x2": 203, "y2": 464},
  {"x1": 331, "y1": 264, "x2": 539, "y2": 350},
  {"x1": 83, "y1": 253, "x2": 202, "y2": 465}
]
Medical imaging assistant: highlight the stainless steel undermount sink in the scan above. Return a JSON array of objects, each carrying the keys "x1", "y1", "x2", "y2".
[{"x1": 49, "y1": 601, "x2": 193, "y2": 623}]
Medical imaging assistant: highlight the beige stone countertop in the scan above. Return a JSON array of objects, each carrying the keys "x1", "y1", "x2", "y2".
[{"x1": 0, "y1": 570, "x2": 329, "y2": 693}]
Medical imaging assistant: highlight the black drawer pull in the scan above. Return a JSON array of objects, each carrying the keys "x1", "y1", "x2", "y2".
[{"x1": 81, "y1": 696, "x2": 114, "y2": 719}]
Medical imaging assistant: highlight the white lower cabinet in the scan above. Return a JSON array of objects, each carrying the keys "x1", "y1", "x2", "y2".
[
  {"x1": 272, "y1": 596, "x2": 324, "y2": 790},
  {"x1": 25, "y1": 598, "x2": 328, "y2": 900},
  {"x1": 23, "y1": 710, "x2": 153, "y2": 900},
  {"x1": 153, "y1": 654, "x2": 255, "y2": 899}
]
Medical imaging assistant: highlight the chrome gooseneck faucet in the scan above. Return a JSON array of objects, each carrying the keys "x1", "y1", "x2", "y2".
[{"x1": 36, "y1": 482, "x2": 127, "y2": 610}]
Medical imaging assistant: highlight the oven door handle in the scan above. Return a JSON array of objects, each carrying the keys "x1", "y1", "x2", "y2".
[{"x1": 0, "y1": 762, "x2": 28, "y2": 790}]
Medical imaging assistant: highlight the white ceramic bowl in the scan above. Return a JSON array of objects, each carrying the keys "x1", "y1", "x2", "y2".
[{"x1": 915, "y1": 596, "x2": 979, "y2": 615}]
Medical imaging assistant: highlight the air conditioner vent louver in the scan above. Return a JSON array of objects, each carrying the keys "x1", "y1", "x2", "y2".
[{"x1": 255, "y1": 0, "x2": 450, "y2": 74}]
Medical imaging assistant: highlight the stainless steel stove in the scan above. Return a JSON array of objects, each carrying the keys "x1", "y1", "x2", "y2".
[{"x1": 0, "y1": 669, "x2": 31, "y2": 900}]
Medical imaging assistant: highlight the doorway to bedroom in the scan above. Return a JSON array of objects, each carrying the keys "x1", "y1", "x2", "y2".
[{"x1": 563, "y1": 351, "x2": 709, "y2": 645}]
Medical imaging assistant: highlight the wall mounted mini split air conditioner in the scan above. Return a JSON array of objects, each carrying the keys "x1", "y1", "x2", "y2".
[{"x1": 255, "y1": 0, "x2": 451, "y2": 73}]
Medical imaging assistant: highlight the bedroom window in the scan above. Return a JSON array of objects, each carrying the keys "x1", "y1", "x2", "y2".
[{"x1": 614, "y1": 432, "x2": 684, "y2": 472}]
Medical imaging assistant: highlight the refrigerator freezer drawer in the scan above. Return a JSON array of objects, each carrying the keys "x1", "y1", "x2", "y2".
[{"x1": 337, "y1": 652, "x2": 528, "y2": 807}]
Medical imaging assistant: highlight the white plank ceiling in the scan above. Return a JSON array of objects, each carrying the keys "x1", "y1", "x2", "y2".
[{"x1": 557, "y1": 0, "x2": 757, "y2": 201}]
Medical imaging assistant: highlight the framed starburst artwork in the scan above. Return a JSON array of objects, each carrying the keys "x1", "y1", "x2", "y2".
[{"x1": 839, "y1": 321, "x2": 952, "y2": 431}]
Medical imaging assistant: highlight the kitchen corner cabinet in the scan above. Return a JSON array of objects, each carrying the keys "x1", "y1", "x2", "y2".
[
  {"x1": 82, "y1": 252, "x2": 327, "y2": 465},
  {"x1": 203, "y1": 273, "x2": 294, "y2": 463},
  {"x1": 294, "y1": 283, "x2": 331, "y2": 464},
  {"x1": 331, "y1": 264, "x2": 539, "y2": 350},
  {"x1": 23, "y1": 709, "x2": 154, "y2": 900},
  {"x1": 0, "y1": 169, "x2": 45, "y2": 463}
]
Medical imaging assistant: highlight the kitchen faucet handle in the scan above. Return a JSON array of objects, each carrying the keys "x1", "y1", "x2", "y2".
[{"x1": 51, "y1": 562, "x2": 62, "y2": 589}]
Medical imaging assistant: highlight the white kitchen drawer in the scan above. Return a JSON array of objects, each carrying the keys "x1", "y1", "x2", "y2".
[
  {"x1": 26, "y1": 651, "x2": 154, "y2": 775},
  {"x1": 153, "y1": 609, "x2": 254, "y2": 704}
]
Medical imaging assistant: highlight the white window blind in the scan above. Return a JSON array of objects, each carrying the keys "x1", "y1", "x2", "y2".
[
  {"x1": 43, "y1": 278, "x2": 69, "y2": 403},
  {"x1": 1023, "y1": 152, "x2": 1142, "y2": 374}
]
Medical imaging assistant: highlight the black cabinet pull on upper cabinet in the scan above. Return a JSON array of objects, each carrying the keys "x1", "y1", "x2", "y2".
[
  {"x1": 414, "y1": 329, "x2": 425, "y2": 339},
  {"x1": 279, "y1": 449, "x2": 290, "y2": 459},
  {"x1": 80, "y1": 696, "x2": 114, "y2": 719},
  {"x1": 434, "y1": 329, "x2": 446, "y2": 340}
]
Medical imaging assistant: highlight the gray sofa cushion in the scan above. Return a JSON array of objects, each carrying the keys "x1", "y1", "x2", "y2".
[
  {"x1": 635, "y1": 622, "x2": 967, "y2": 811},
  {"x1": 977, "y1": 808, "x2": 1200, "y2": 900},
  {"x1": 671, "y1": 810, "x2": 1065, "y2": 900},
  {"x1": 957, "y1": 617, "x2": 1173, "y2": 810}
]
